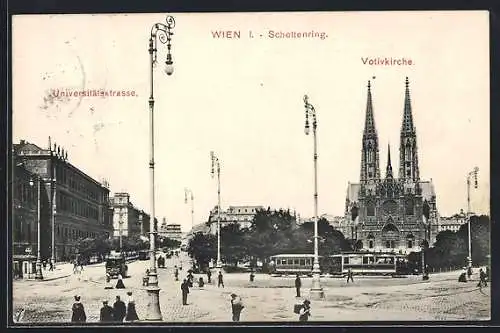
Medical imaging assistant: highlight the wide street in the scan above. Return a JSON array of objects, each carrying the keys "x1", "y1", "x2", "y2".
[{"x1": 13, "y1": 252, "x2": 490, "y2": 323}]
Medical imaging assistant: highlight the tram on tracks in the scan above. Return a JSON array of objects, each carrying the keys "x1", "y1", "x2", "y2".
[{"x1": 269, "y1": 252, "x2": 412, "y2": 276}]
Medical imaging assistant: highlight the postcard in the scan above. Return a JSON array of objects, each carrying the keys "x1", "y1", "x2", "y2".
[{"x1": 10, "y1": 11, "x2": 490, "y2": 324}]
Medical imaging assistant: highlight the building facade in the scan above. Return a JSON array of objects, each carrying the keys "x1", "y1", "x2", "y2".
[
  {"x1": 160, "y1": 223, "x2": 183, "y2": 241},
  {"x1": 110, "y1": 192, "x2": 151, "y2": 239},
  {"x1": 438, "y1": 210, "x2": 467, "y2": 233},
  {"x1": 344, "y1": 78, "x2": 439, "y2": 254},
  {"x1": 207, "y1": 205, "x2": 264, "y2": 234},
  {"x1": 13, "y1": 139, "x2": 113, "y2": 262}
]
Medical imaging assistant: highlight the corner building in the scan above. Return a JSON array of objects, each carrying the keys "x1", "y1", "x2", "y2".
[{"x1": 344, "y1": 78, "x2": 438, "y2": 254}]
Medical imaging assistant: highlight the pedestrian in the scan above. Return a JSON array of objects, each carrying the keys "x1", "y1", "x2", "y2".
[
  {"x1": 478, "y1": 268, "x2": 488, "y2": 289},
  {"x1": 115, "y1": 274, "x2": 125, "y2": 289},
  {"x1": 73, "y1": 261, "x2": 78, "y2": 274},
  {"x1": 49, "y1": 261, "x2": 54, "y2": 271},
  {"x1": 198, "y1": 277, "x2": 205, "y2": 288},
  {"x1": 458, "y1": 272, "x2": 467, "y2": 282},
  {"x1": 174, "y1": 266, "x2": 179, "y2": 281},
  {"x1": 346, "y1": 268, "x2": 354, "y2": 283},
  {"x1": 181, "y1": 278, "x2": 190, "y2": 305},
  {"x1": 71, "y1": 295, "x2": 87, "y2": 323},
  {"x1": 230, "y1": 293, "x2": 244, "y2": 322},
  {"x1": 467, "y1": 266, "x2": 473, "y2": 279},
  {"x1": 125, "y1": 291, "x2": 139, "y2": 322},
  {"x1": 113, "y1": 296, "x2": 126, "y2": 323},
  {"x1": 207, "y1": 269, "x2": 212, "y2": 284},
  {"x1": 249, "y1": 271, "x2": 255, "y2": 282},
  {"x1": 187, "y1": 271, "x2": 194, "y2": 287},
  {"x1": 295, "y1": 274, "x2": 301, "y2": 297},
  {"x1": 43, "y1": 260, "x2": 47, "y2": 270},
  {"x1": 100, "y1": 300, "x2": 114, "y2": 322},
  {"x1": 105, "y1": 273, "x2": 113, "y2": 289},
  {"x1": 298, "y1": 299, "x2": 311, "y2": 322},
  {"x1": 486, "y1": 266, "x2": 490, "y2": 281},
  {"x1": 218, "y1": 271, "x2": 224, "y2": 288},
  {"x1": 143, "y1": 269, "x2": 150, "y2": 286}
]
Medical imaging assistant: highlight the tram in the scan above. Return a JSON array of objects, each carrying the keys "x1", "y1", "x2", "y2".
[
  {"x1": 327, "y1": 252, "x2": 409, "y2": 276},
  {"x1": 269, "y1": 252, "x2": 411, "y2": 276}
]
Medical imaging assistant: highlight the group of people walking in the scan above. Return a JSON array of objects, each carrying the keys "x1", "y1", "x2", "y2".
[{"x1": 71, "y1": 292, "x2": 139, "y2": 323}]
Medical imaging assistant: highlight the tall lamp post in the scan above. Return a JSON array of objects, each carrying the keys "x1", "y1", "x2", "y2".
[
  {"x1": 466, "y1": 167, "x2": 479, "y2": 269},
  {"x1": 29, "y1": 176, "x2": 43, "y2": 280},
  {"x1": 184, "y1": 188, "x2": 195, "y2": 230},
  {"x1": 210, "y1": 151, "x2": 222, "y2": 271},
  {"x1": 145, "y1": 15, "x2": 175, "y2": 322},
  {"x1": 303, "y1": 95, "x2": 324, "y2": 299},
  {"x1": 119, "y1": 209, "x2": 124, "y2": 252}
]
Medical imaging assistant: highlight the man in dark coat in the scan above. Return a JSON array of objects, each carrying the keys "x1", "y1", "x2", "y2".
[
  {"x1": 174, "y1": 266, "x2": 179, "y2": 281},
  {"x1": 100, "y1": 300, "x2": 114, "y2": 322},
  {"x1": 346, "y1": 268, "x2": 354, "y2": 283},
  {"x1": 207, "y1": 269, "x2": 212, "y2": 283},
  {"x1": 113, "y1": 295, "x2": 126, "y2": 322},
  {"x1": 295, "y1": 274, "x2": 301, "y2": 297},
  {"x1": 218, "y1": 271, "x2": 224, "y2": 288},
  {"x1": 181, "y1": 278, "x2": 190, "y2": 305},
  {"x1": 71, "y1": 295, "x2": 87, "y2": 323}
]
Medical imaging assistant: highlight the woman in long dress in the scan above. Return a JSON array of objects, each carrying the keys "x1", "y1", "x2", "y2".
[
  {"x1": 125, "y1": 291, "x2": 139, "y2": 322},
  {"x1": 115, "y1": 274, "x2": 126, "y2": 289}
]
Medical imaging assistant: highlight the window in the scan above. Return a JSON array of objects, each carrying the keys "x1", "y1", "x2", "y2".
[
  {"x1": 369, "y1": 240, "x2": 374, "y2": 248},
  {"x1": 385, "y1": 241, "x2": 391, "y2": 248},
  {"x1": 300, "y1": 259, "x2": 305, "y2": 266},
  {"x1": 343, "y1": 257, "x2": 349, "y2": 264},
  {"x1": 405, "y1": 199, "x2": 414, "y2": 215},
  {"x1": 294, "y1": 259, "x2": 300, "y2": 265},
  {"x1": 407, "y1": 240, "x2": 413, "y2": 248},
  {"x1": 363, "y1": 257, "x2": 368, "y2": 264},
  {"x1": 367, "y1": 204, "x2": 375, "y2": 216}
]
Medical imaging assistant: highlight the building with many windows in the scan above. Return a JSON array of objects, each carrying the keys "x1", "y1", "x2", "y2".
[
  {"x1": 109, "y1": 192, "x2": 151, "y2": 239},
  {"x1": 13, "y1": 139, "x2": 113, "y2": 262},
  {"x1": 159, "y1": 222, "x2": 183, "y2": 241},
  {"x1": 343, "y1": 79, "x2": 439, "y2": 254},
  {"x1": 438, "y1": 210, "x2": 468, "y2": 233},
  {"x1": 207, "y1": 205, "x2": 264, "y2": 234}
]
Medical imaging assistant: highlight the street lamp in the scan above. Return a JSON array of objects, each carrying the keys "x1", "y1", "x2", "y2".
[
  {"x1": 119, "y1": 209, "x2": 124, "y2": 252},
  {"x1": 184, "y1": 188, "x2": 194, "y2": 230},
  {"x1": 210, "y1": 151, "x2": 222, "y2": 271},
  {"x1": 466, "y1": 167, "x2": 479, "y2": 269},
  {"x1": 303, "y1": 95, "x2": 324, "y2": 299},
  {"x1": 145, "y1": 15, "x2": 175, "y2": 322},
  {"x1": 28, "y1": 176, "x2": 43, "y2": 280}
]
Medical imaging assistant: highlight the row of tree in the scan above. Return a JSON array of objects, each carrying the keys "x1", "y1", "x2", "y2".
[
  {"x1": 423, "y1": 215, "x2": 490, "y2": 269},
  {"x1": 187, "y1": 208, "x2": 491, "y2": 272},
  {"x1": 75, "y1": 235, "x2": 181, "y2": 261},
  {"x1": 187, "y1": 208, "x2": 353, "y2": 271}
]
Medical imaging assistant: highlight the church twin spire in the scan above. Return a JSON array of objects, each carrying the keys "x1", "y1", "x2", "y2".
[{"x1": 360, "y1": 77, "x2": 419, "y2": 183}]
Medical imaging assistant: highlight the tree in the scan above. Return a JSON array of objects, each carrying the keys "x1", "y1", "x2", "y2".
[
  {"x1": 159, "y1": 237, "x2": 181, "y2": 250},
  {"x1": 220, "y1": 223, "x2": 248, "y2": 266},
  {"x1": 456, "y1": 215, "x2": 490, "y2": 266},
  {"x1": 187, "y1": 232, "x2": 217, "y2": 270}
]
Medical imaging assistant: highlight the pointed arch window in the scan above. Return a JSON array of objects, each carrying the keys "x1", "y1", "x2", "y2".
[
  {"x1": 405, "y1": 199, "x2": 414, "y2": 215},
  {"x1": 366, "y1": 203, "x2": 375, "y2": 216}
]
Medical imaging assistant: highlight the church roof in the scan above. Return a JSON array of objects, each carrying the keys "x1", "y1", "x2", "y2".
[{"x1": 346, "y1": 179, "x2": 436, "y2": 203}]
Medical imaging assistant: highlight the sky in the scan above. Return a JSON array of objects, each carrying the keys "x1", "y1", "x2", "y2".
[{"x1": 12, "y1": 11, "x2": 489, "y2": 232}]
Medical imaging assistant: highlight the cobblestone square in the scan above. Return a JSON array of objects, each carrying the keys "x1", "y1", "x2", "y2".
[{"x1": 12, "y1": 256, "x2": 490, "y2": 324}]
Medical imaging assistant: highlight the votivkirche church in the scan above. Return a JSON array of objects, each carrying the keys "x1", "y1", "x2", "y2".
[{"x1": 344, "y1": 78, "x2": 439, "y2": 254}]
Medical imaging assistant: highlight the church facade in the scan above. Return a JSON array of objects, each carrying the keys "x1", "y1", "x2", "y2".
[{"x1": 344, "y1": 78, "x2": 439, "y2": 254}]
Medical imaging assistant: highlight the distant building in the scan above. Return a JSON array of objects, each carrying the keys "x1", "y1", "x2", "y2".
[
  {"x1": 109, "y1": 192, "x2": 151, "y2": 239},
  {"x1": 438, "y1": 210, "x2": 468, "y2": 233},
  {"x1": 13, "y1": 139, "x2": 113, "y2": 262},
  {"x1": 207, "y1": 205, "x2": 264, "y2": 234},
  {"x1": 160, "y1": 222, "x2": 182, "y2": 241}
]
